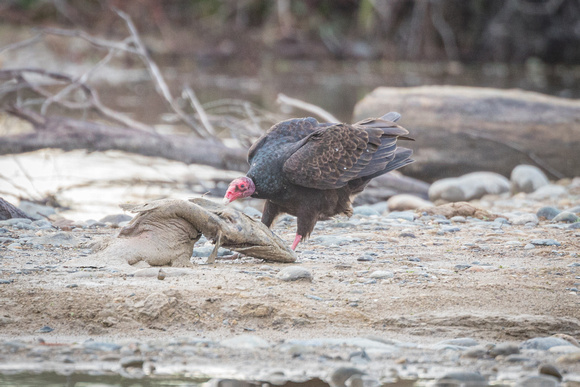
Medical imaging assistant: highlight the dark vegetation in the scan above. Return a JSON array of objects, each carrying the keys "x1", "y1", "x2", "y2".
[{"x1": 2, "y1": 0, "x2": 580, "y2": 64}]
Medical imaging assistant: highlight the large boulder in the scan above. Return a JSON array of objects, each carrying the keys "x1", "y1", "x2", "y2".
[{"x1": 353, "y1": 86, "x2": 580, "y2": 182}]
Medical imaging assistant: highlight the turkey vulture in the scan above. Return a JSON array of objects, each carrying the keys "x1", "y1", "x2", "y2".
[{"x1": 224, "y1": 112, "x2": 414, "y2": 250}]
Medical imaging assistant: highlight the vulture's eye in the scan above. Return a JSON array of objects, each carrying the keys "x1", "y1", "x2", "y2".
[{"x1": 240, "y1": 184, "x2": 246, "y2": 189}]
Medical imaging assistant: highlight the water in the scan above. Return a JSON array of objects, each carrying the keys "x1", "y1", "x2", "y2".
[
  {"x1": 0, "y1": 372, "x2": 426, "y2": 387},
  {"x1": 0, "y1": 372, "x2": 209, "y2": 386},
  {"x1": 101, "y1": 58, "x2": 580, "y2": 125}
]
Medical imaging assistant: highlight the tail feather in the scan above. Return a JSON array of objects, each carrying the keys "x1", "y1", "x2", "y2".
[
  {"x1": 380, "y1": 112, "x2": 401, "y2": 122},
  {"x1": 365, "y1": 147, "x2": 414, "y2": 180}
]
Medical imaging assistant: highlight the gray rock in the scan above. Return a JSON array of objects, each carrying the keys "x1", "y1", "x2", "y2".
[
  {"x1": 357, "y1": 254, "x2": 375, "y2": 262},
  {"x1": 441, "y1": 226, "x2": 461, "y2": 233},
  {"x1": 18, "y1": 201, "x2": 56, "y2": 220},
  {"x1": 528, "y1": 184, "x2": 567, "y2": 200},
  {"x1": 276, "y1": 266, "x2": 312, "y2": 282},
  {"x1": 220, "y1": 335, "x2": 270, "y2": 350},
  {"x1": 385, "y1": 211, "x2": 415, "y2": 222},
  {"x1": 0, "y1": 217, "x2": 33, "y2": 226},
  {"x1": 99, "y1": 214, "x2": 133, "y2": 224},
  {"x1": 31, "y1": 219, "x2": 53, "y2": 229},
  {"x1": 83, "y1": 341, "x2": 122, "y2": 351},
  {"x1": 510, "y1": 213, "x2": 539, "y2": 225},
  {"x1": 310, "y1": 235, "x2": 359, "y2": 247},
  {"x1": 463, "y1": 346, "x2": 487, "y2": 359},
  {"x1": 193, "y1": 245, "x2": 231, "y2": 257},
  {"x1": 368, "y1": 201, "x2": 389, "y2": 214},
  {"x1": 539, "y1": 364, "x2": 562, "y2": 381},
  {"x1": 505, "y1": 354, "x2": 533, "y2": 363},
  {"x1": 515, "y1": 375, "x2": 559, "y2": 387},
  {"x1": 529, "y1": 239, "x2": 561, "y2": 247},
  {"x1": 521, "y1": 336, "x2": 573, "y2": 350},
  {"x1": 569, "y1": 222, "x2": 580, "y2": 230},
  {"x1": 437, "y1": 338, "x2": 479, "y2": 347},
  {"x1": 489, "y1": 343, "x2": 520, "y2": 357},
  {"x1": 524, "y1": 243, "x2": 536, "y2": 250},
  {"x1": 37, "y1": 326, "x2": 53, "y2": 333},
  {"x1": 536, "y1": 206, "x2": 561, "y2": 220},
  {"x1": 344, "y1": 374, "x2": 379, "y2": 387},
  {"x1": 29, "y1": 232, "x2": 81, "y2": 247},
  {"x1": 283, "y1": 337, "x2": 397, "y2": 351},
  {"x1": 450, "y1": 216, "x2": 466, "y2": 223},
  {"x1": 353, "y1": 206, "x2": 381, "y2": 217},
  {"x1": 435, "y1": 371, "x2": 486, "y2": 386},
  {"x1": 120, "y1": 356, "x2": 144, "y2": 368},
  {"x1": 368, "y1": 270, "x2": 394, "y2": 279},
  {"x1": 429, "y1": 172, "x2": 510, "y2": 202},
  {"x1": 567, "y1": 205, "x2": 580, "y2": 214},
  {"x1": 552, "y1": 211, "x2": 580, "y2": 223},
  {"x1": 510, "y1": 164, "x2": 549, "y2": 193},
  {"x1": 330, "y1": 367, "x2": 366, "y2": 387}
]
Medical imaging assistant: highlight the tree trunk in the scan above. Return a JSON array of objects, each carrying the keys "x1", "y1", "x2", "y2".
[{"x1": 353, "y1": 86, "x2": 580, "y2": 182}]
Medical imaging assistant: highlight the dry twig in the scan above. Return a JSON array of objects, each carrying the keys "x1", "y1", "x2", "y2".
[{"x1": 276, "y1": 93, "x2": 339, "y2": 123}]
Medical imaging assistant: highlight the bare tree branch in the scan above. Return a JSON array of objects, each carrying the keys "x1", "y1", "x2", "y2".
[
  {"x1": 1, "y1": 68, "x2": 155, "y2": 132},
  {"x1": 276, "y1": 93, "x2": 339, "y2": 123},
  {"x1": 0, "y1": 33, "x2": 43, "y2": 55},
  {"x1": 112, "y1": 8, "x2": 210, "y2": 138},
  {"x1": 40, "y1": 46, "x2": 118, "y2": 115},
  {"x1": 40, "y1": 27, "x2": 140, "y2": 55},
  {"x1": 183, "y1": 86, "x2": 216, "y2": 137}
]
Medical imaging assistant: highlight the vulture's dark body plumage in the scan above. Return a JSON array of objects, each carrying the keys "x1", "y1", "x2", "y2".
[{"x1": 235, "y1": 112, "x2": 413, "y2": 248}]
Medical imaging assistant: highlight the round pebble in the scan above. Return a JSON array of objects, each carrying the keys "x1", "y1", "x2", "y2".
[
  {"x1": 536, "y1": 206, "x2": 561, "y2": 220},
  {"x1": 368, "y1": 270, "x2": 394, "y2": 279},
  {"x1": 276, "y1": 266, "x2": 312, "y2": 282},
  {"x1": 539, "y1": 364, "x2": 562, "y2": 382},
  {"x1": 521, "y1": 337, "x2": 573, "y2": 350},
  {"x1": 552, "y1": 211, "x2": 579, "y2": 223}
]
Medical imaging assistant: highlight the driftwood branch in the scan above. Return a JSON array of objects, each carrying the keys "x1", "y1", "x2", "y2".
[
  {"x1": 113, "y1": 8, "x2": 209, "y2": 138},
  {"x1": 0, "y1": 34, "x2": 43, "y2": 55},
  {"x1": 36, "y1": 11, "x2": 210, "y2": 138},
  {"x1": 276, "y1": 93, "x2": 339, "y2": 123},
  {"x1": 183, "y1": 86, "x2": 216, "y2": 137},
  {"x1": 0, "y1": 68, "x2": 155, "y2": 132},
  {"x1": 2, "y1": 108, "x2": 248, "y2": 172},
  {"x1": 0, "y1": 197, "x2": 34, "y2": 220}
]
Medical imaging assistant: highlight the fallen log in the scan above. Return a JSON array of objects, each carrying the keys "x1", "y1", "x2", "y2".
[
  {"x1": 353, "y1": 86, "x2": 580, "y2": 182},
  {"x1": 0, "y1": 109, "x2": 249, "y2": 172}
]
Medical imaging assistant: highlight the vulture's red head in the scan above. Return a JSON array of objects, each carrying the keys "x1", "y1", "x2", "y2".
[{"x1": 223, "y1": 177, "x2": 255, "y2": 204}]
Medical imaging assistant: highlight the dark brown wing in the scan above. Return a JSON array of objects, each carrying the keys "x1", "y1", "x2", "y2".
[
  {"x1": 248, "y1": 117, "x2": 320, "y2": 164},
  {"x1": 282, "y1": 116, "x2": 411, "y2": 190}
]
